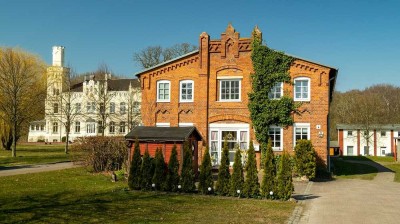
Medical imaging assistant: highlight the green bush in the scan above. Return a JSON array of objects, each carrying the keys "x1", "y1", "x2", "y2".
[
  {"x1": 229, "y1": 147, "x2": 244, "y2": 197},
  {"x1": 128, "y1": 139, "x2": 142, "y2": 190},
  {"x1": 243, "y1": 140, "x2": 259, "y2": 198},
  {"x1": 216, "y1": 138, "x2": 231, "y2": 195},
  {"x1": 61, "y1": 136, "x2": 66, "y2": 142},
  {"x1": 180, "y1": 142, "x2": 195, "y2": 192},
  {"x1": 276, "y1": 151, "x2": 293, "y2": 200},
  {"x1": 164, "y1": 144, "x2": 180, "y2": 192},
  {"x1": 140, "y1": 149, "x2": 153, "y2": 190},
  {"x1": 295, "y1": 139, "x2": 316, "y2": 179},
  {"x1": 198, "y1": 146, "x2": 214, "y2": 194},
  {"x1": 152, "y1": 148, "x2": 166, "y2": 190},
  {"x1": 261, "y1": 140, "x2": 276, "y2": 198}
]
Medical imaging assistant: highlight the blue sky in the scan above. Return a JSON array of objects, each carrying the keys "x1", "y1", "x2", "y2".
[{"x1": 1, "y1": 0, "x2": 399, "y2": 92}]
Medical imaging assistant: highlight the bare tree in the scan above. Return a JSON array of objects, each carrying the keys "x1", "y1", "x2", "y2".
[
  {"x1": 133, "y1": 43, "x2": 197, "y2": 69},
  {"x1": 0, "y1": 48, "x2": 46, "y2": 157},
  {"x1": 126, "y1": 86, "x2": 141, "y2": 130}
]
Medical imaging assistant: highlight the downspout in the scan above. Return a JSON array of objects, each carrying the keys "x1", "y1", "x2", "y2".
[{"x1": 327, "y1": 73, "x2": 337, "y2": 172}]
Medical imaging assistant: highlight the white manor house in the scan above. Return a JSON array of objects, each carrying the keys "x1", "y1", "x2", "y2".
[{"x1": 28, "y1": 46, "x2": 141, "y2": 142}]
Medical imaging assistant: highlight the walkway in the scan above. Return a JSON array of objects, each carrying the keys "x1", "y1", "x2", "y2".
[
  {"x1": 0, "y1": 162, "x2": 79, "y2": 177},
  {"x1": 292, "y1": 161, "x2": 400, "y2": 224}
]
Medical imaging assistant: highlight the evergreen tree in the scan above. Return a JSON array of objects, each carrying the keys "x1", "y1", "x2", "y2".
[
  {"x1": 128, "y1": 139, "x2": 142, "y2": 190},
  {"x1": 140, "y1": 149, "x2": 153, "y2": 190},
  {"x1": 198, "y1": 146, "x2": 214, "y2": 194},
  {"x1": 261, "y1": 139, "x2": 276, "y2": 198},
  {"x1": 229, "y1": 147, "x2": 244, "y2": 197},
  {"x1": 277, "y1": 151, "x2": 293, "y2": 200},
  {"x1": 165, "y1": 144, "x2": 180, "y2": 192},
  {"x1": 216, "y1": 138, "x2": 231, "y2": 195},
  {"x1": 295, "y1": 139, "x2": 316, "y2": 179},
  {"x1": 152, "y1": 148, "x2": 166, "y2": 190},
  {"x1": 180, "y1": 141, "x2": 195, "y2": 192},
  {"x1": 243, "y1": 140, "x2": 260, "y2": 198}
]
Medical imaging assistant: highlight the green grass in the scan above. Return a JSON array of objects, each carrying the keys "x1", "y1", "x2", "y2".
[
  {"x1": 331, "y1": 158, "x2": 378, "y2": 180},
  {"x1": 0, "y1": 168, "x2": 295, "y2": 223},
  {"x1": 0, "y1": 144, "x2": 70, "y2": 167},
  {"x1": 340, "y1": 155, "x2": 395, "y2": 163}
]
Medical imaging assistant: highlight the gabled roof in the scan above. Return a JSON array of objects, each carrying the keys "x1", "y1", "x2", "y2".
[
  {"x1": 134, "y1": 50, "x2": 199, "y2": 77},
  {"x1": 125, "y1": 126, "x2": 203, "y2": 142},
  {"x1": 337, "y1": 124, "x2": 400, "y2": 130}
]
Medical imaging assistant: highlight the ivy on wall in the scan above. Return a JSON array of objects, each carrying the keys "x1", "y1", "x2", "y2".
[{"x1": 248, "y1": 37, "x2": 298, "y2": 145}]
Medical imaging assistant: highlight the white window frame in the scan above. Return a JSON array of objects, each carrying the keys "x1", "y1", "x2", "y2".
[
  {"x1": 209, "y1": 123, "x2": 249, "y2": 166},
  {"x1": 109, "y1": 121, "x2": 115, "y2": 133},
  {"x1": 347, "y1": 130, "x2": 353, "y2": 137},
  {"x1": 119, "y1": 122, "x2": 126, "y2": 133},
  {"x1": 347, "y1": 146, "x2": 354, "y2": 156},
  {"x1": 157, "y1": 80, "x2": 171, "y2": 102},
  {"x1": 110, "y1": 102, "x2": 115, "y2": 114},
  {"x1": 381, "y1": 131, "x2": 386, "y2": 137},
  {"x1": 269, "y1": 126, "x2": 283, "y2": 151},
  {"x1": 86, "y1": 122, "x2": 96, "y2": 134},
  {"x1": 219, "y1": 79, "x2": 241, "y2": 102},
  {"x1": 293, "y1": 123, "x2": 310, "y2": 145},
  {"x1": 179, "y1": 80, "x2": 194, "y2": 103},
  {"x1": 52, "y1": 122, "x2": 58, "y2": 134},
  {"x1": 156, "y1": 123, "x2": 170, "y2": 127},
  {"x1": 294, "y1": 77, "x2": 310, "y2": 101},
  {"x1": 75, "y1": 121, "x2": 80, "y2": 133},
  {"x1": 120, "y1": 102, "x2": 126, "y2": 114},
  {"x1": 179, "y1": 123, "x2": 194, "y2": 127},
  {"x1": 269, "y1": 82, "x2": 283, "y2": 99}
]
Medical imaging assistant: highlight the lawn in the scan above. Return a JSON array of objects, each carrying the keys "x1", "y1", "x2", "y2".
[
  {"x1": 331, "y1": 158, "x2": 378, "y2": 180},
  {"x1": 0, "y1": 168, "x2": 296, "y2": 223},
  {"x1": 340, "y1": 155, "x2": 395, "y2": 163},
  {"x1": 0, "y1": 144, "x2": 70, "y2": 167}
]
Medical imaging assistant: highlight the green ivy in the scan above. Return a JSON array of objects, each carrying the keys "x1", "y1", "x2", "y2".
[{"x1": 248, "y1": 37, "x2": 298, "y2": 144}]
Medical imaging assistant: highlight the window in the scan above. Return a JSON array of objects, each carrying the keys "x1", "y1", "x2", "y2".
[
  {"x1": 180, "y1": 80, "x2": 194, "y2": 102},
  {"x1": 109, "y1": 121, "x2": 115, "y2": 133},
  {"x1": 381, "y1": 131, "x2": 386, "y2": 137},
  {"x1": 269, "y1": 82, "x2": 283, "y2": 99},
  {"x1": 209, "y1": 123, "x2": 249, "y2": 166},
  {"x1": 53, "y1": 103, "x2": 59, "y2": 114},
  {"x1": 36, "y1": 125, "x2": 39, "y2": 130},
  {"x1": 220, "y1": 79, "x2": 240, "y2": 101},
  {"x1": 40, "y1": 125, "x2": 44, "y2": 131},
  {"x1": 363, "y1": 146, "x2": 369, "y2": 155},
  {"x1": 294, "y1": 78, "x2": 310, "y2": 101},
  {"x1": 133, "y1": 102, "x2": 140, "y2": 114},
  {"x1": 347, "y1": 130, "x2": 353, "y2": 136},
  {"x1": 119, "y1": 122, "x2": 126, "y2": 133},
  {"x1": 157, "y1": 80, "x2": 170, "y2": 102},
  {"x1": 110, "y1": 102, "x2": 115, "y2": 114},
  {"x1": 75, "y1": 103, "x2": 81, "y2": 113},
  {"x1": 75, "y1": 122, "x2": 80, "y2": 133},
  {"x1": 87, "y1": 102, "x2": 95, "y2": 113},
  {"x1": 86, "y1": 123, "x2": 95, "y2": 134},
  {"x1": 53, "y1": 122, "x2": 58, "y2": 133},
  {"x1": 347, "y1": 146, "x2": 354, "y2": 155},
  {"x1": 294, "y1": 123, "x2": 310, "y2": 145},
  {"x1": 269, "y1": 127, "x2": 283, "y2": 151},
  {"x1": 156, "y1": 123, "x2": 170, "y2": 127},
  {"x1": 381, "y1": 147, "x2": 386, "y2": 156},
  {"x1": 120, "y1": 102, "x2": 126, "y2": 114}
]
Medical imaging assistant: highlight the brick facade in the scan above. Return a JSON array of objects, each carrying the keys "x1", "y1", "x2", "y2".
[{"x1": 136, "y1": 24, "x2": 338, "y2": 168}]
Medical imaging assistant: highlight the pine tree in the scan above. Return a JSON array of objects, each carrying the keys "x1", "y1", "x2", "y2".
[
  {"x1": 216, "y1": 138, "x2": 230, "y2": 195},
  {"x1": 140, "y1": 149, "x2": 153, "y2": 190},
  {"x1": 261, "y1": 139, "x2": 276, "y2": 198},
  {"x1": 277, "y1": 151, "x2": 293, "y2": 200},
  {"x1": 128, "y1": 139, "x2": 142, "y2": 190},
  {"x1": 165, "y1": 144, "x2": 180, "y2": 192},
  {"x1": 152, "y1": 148, "x2": 166, "y2": 191},
  {"x1": 295, "y1": 139, "x2": 316, "y2": 179},
  {"x1": 243, "y1": 140, "x2": 260, "y2": 198},
  {"x1": 229, "y1": 147, "x2": 244, "y2": 197},
  {"x1": 180, "y1": 141, "x2": 195, "y2": 192},
  {"x1": 198, "y1": 146, "x2": 214, "y2": 194}
]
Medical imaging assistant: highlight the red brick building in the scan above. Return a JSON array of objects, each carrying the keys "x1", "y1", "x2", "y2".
[{"x1": 136, "y1": 24, "x2": 338, "y2": 168}]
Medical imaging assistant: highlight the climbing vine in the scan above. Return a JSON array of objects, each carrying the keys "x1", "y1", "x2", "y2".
[{"x1": 248, "y1": 37, "x2": 298, "y2": 145}]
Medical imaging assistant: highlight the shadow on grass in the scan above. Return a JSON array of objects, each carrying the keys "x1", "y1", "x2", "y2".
[{"x1": 331, "y1": 156, "x2": 394, "y2": 178}]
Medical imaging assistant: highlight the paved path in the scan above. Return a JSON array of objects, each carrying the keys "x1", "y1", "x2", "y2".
[
  {"x1": 0, "y1": 162, "x2": 79, "y2": 177},
  {"x1": 293, "y1": 161, "x2": 400, "y2": 224}
]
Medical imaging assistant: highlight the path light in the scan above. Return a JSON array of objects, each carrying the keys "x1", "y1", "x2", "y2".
[
  {"x1": 270, "y1": 191, "x2": 274, "y2": 199},
  {"x1": 237, "y1": 189, "x2": 241, "y2": 194},
  {"x1": 152, "y1": 183, "x2": 155, "y2": 188},
  {"x1": 208, "y1": 187, "x2": 212, "y2": 192},
  {"x1": 178, "y1": 185, "x2": 181, "y2": 190}
]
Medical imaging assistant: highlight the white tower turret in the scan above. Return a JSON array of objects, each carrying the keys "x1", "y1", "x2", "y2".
[{"x1": 52, "y1": 46, "x2": 65, "y2": 67}]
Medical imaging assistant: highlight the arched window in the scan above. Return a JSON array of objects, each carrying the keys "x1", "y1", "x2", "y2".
[{"x1": 157, "y1": 80, "x2": 170, "y2": 102}]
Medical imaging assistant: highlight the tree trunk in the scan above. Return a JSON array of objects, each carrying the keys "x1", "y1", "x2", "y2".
[
  {"x1": 12, "y1": 120, "x2": 17, "y2": 157},
  {"x1": 65, "y1": 131, "x2": 69, "y2": 154}
]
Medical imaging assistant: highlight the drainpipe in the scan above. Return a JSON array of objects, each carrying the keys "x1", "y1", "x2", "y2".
[{"x1": 327, "y1": 73, "x2": 337, "y2": 173}]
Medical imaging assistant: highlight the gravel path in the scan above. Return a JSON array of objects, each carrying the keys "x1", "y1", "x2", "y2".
[{"x1": 0, "y1": 162, "x2": 79, "y2": 177}]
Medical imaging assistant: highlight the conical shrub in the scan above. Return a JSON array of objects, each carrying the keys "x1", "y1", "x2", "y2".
[
  {"x1": 229, "y1": 146, "x2": 244, "y2": 197},
  {"x1": 128, "y1": 139, "x2": 142, "y2": 190},
  {"x1": 198, "y1": 146, "x2": 214, "y2": 194},
  {"x1": 216, "y1": 138, "x2": 230, "y2": 195},
  {"x1": 165, "y1": 144, "x2": 180, "y2": 192},
  {"x1": 261, "y1": 139, "x2": 276, "y2": 198},
  {"x1": 243, "y1": 140, "x2": 259, "y2": 198},
  {"x1": 152, "y1": 148, "x2": 166, "y2": 190},
  {"x1": 180, "y1": 141, "x2": 195, "y2": 192}
]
